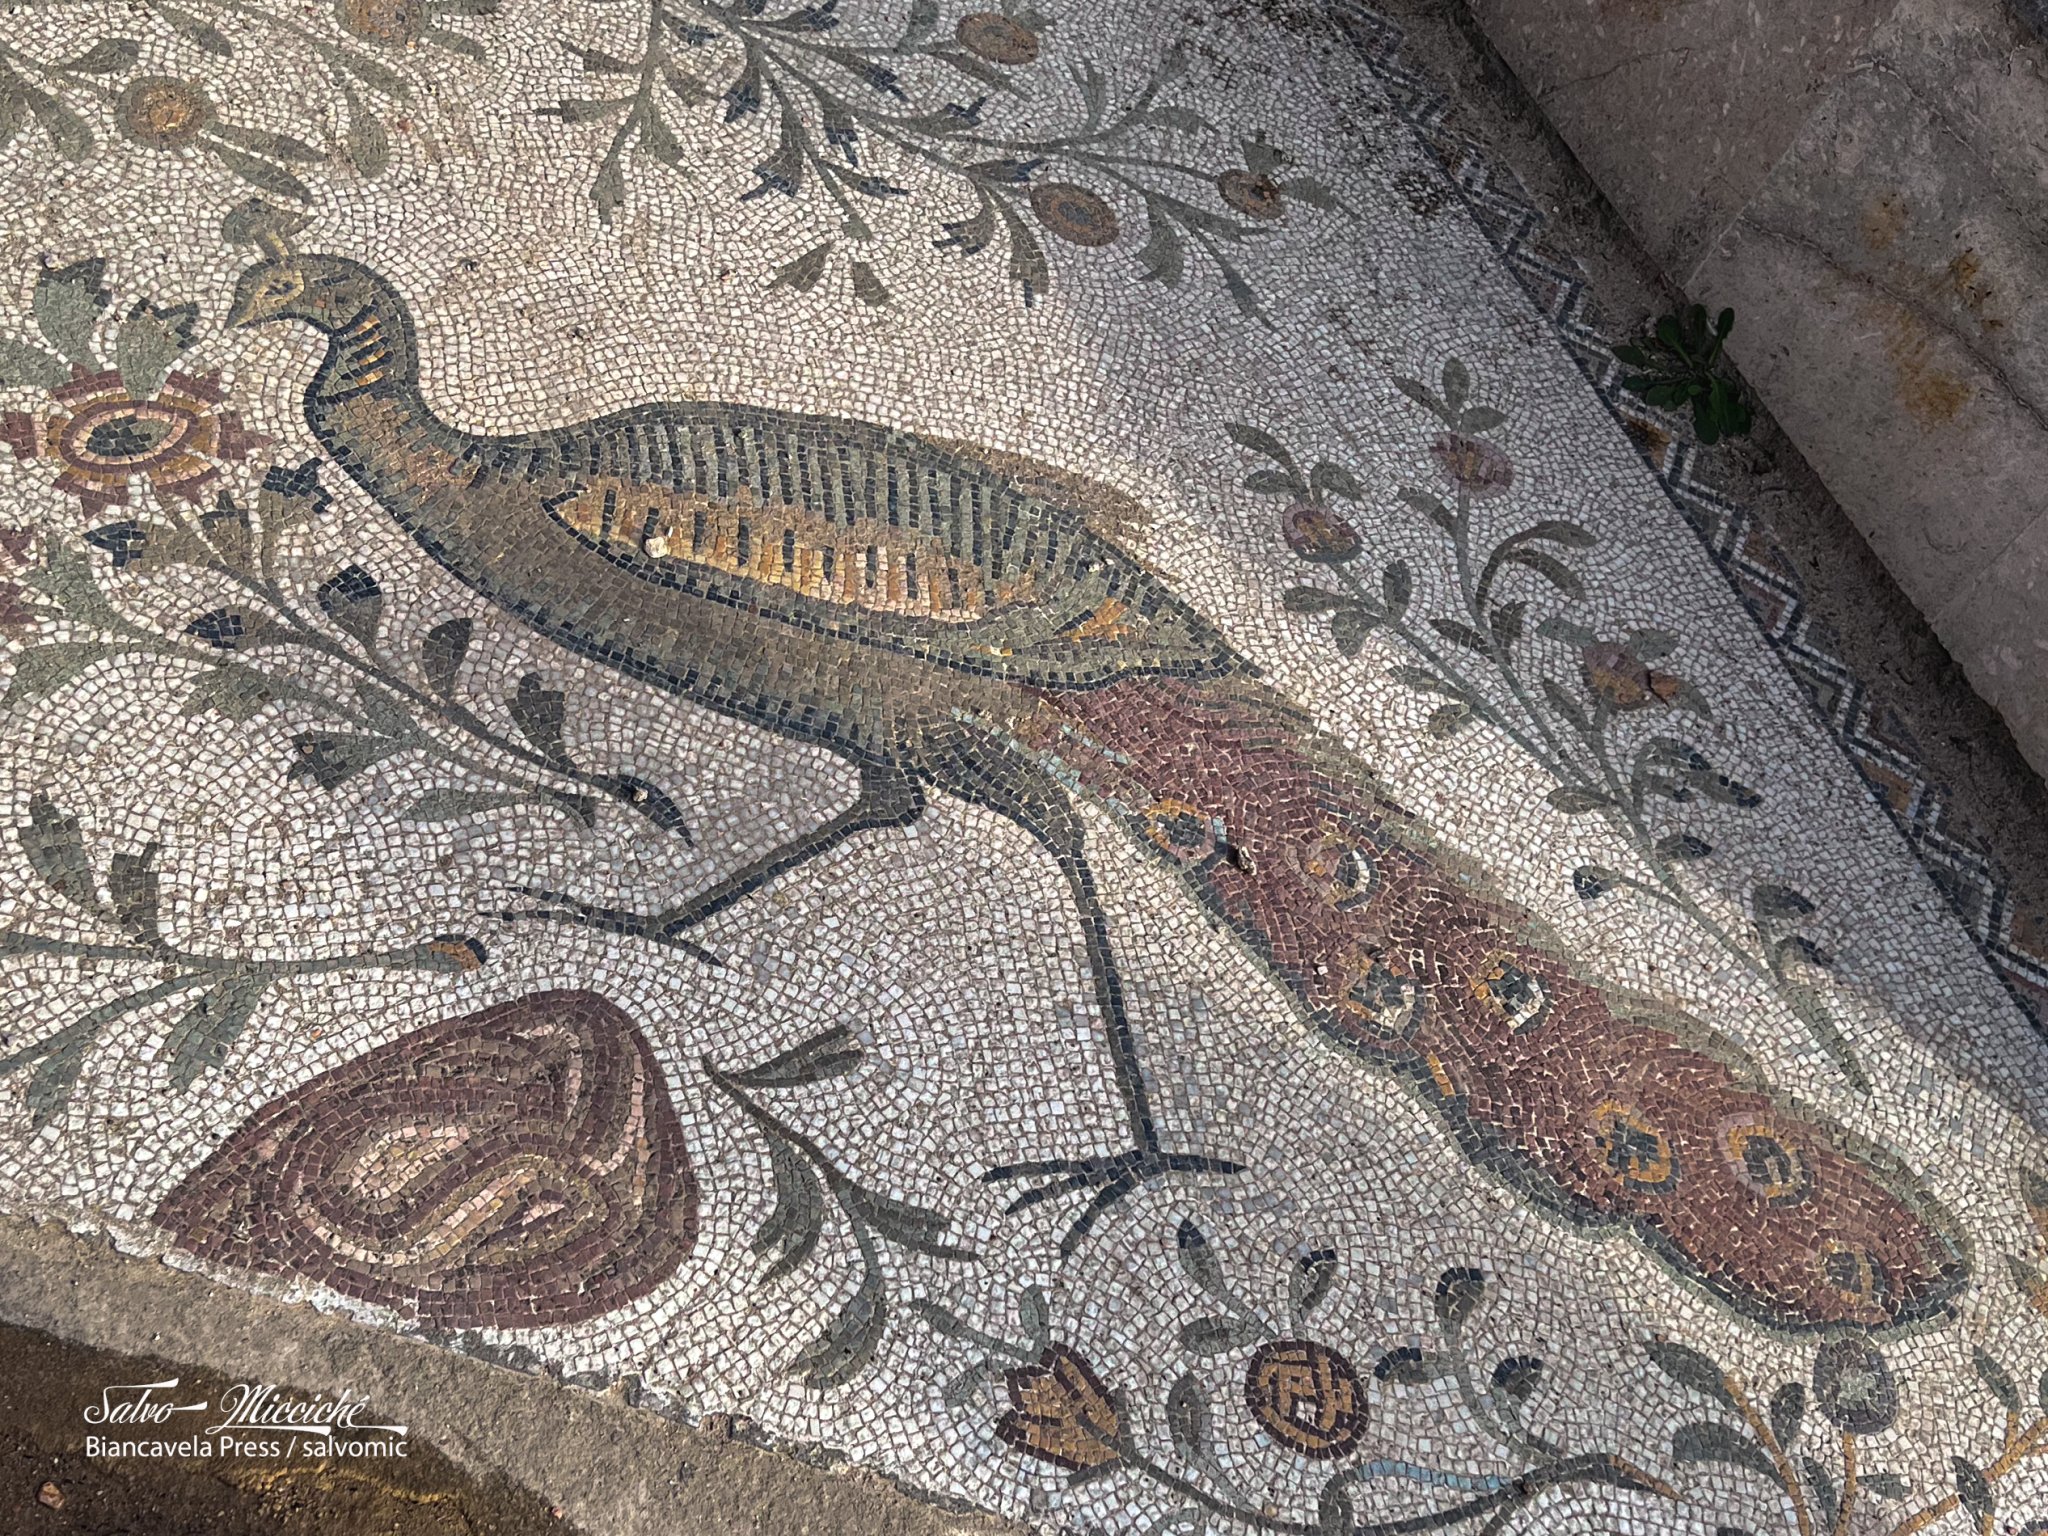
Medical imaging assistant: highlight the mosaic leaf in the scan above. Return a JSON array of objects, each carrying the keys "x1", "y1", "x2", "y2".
[
  {"x1": 1973, "y1": 1348, "x2": 2021, "y2": 1416},
  {"x1": 1165, "y1": 1372, "x2": 1209, "y2": 1461},
  {"x1": 55, "y1": 38, "x2": 141, "y2": 73},
  {"x1": 180, "y1": 665, "x2": 302, "y2": 723},
  {"x1": 1290, "y1": 1248, "x2": 1337, "y2": 1322},
  {"x1": 1646, "y1": 1341, "x2": 1735, "y2": 1407},
  {"x1": 315, "y1": 566, "x2": 384, "y2": 644},
  {"x1": 1767, "y1": 1381, "x2": 1804, "y2": 1450},
  {"x1": 726, "y1": 1025, "x2": 862, "y2": 1088},
  {"x1": 1178, "y1": 1315, "x2": 1263, "y2": 1356},
  {"x1": 419, "y1": 617, "x2": 472, "y2": 696},
  {"x1": 152, "y1": 2, "x2": 233, "y2": 56},
  {"x1": 20, "y1": 794, "x2": 101, "y2": 916},
  {"x1": 105, "y1": 845, "x2": 160, "y2": 943},
  {"x1": 598, "y1": 775, "x2": 693, "y2": 841},
  {"x1": 790, "y1": 1266, "x2": 886, "y2": 1388},
  {"x1": 1175, "y1": 1219, "x2": 1230, "y2": 1303},
  {"x1": 113, "y1": 300, "x2": 198, "y2": 400},
  {"x1": 1752, "y1": 884, "x2": 1816, "y2": 920},
  {"x1": 32, "y1": 260, "x2": 108, "y2": 366},
  {"x1": 1953, "y1": 1458, "x2": 1993, "y2": 1524},
  {"x1": 1801, "y1": 1454, "x2": 1838, "y2": 1531},
  {"x1": 1372, "y1": 1346, "x2": 1446, "y2": 1385},
  {"x1": 4, "y1": 644, "x2": 114, "y2": 712},
  {"x1": 755, "y1": 1132, "x2": 826, "y2": 1282},
  {"x1": 1017, "y1": 1285, "x2": 1050, "y2": 1351},
  {"x1": 509, "y1": 673, "x2": 571, "y2": 766},
  {"x1": 287, "y1": 732, "x2": 404, "y2": 788},
  {"x1": 1315, "y1": 1480, "x2": 1352, "y2": 1536},
  {"x1": 0, "y1": 334, "x2": 64, "y2": 389},
  {"x1": 341, "y1": 95, "x2": 391, "y2": 178},
  {"x1": 25, "y1": 1038, "x2": 86, "y2": 1129},
  {"x1": 1433, "y1": 1267, "x2": 1485, "y2": 1331},
  {"x1": 163, "y1": 973, "x2": 268, "y2": 1089},
  {"x1": 1670, "y1": 1421, "x2": 1775, "y2": 1481}
]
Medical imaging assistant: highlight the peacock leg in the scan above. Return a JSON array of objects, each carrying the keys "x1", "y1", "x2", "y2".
[
  {"x1": 502, "y1": 758, "x2": 926, "y2": 952},
  {"x1": 906, "y1": 723, "x2": 1243, "y2": 1253}
]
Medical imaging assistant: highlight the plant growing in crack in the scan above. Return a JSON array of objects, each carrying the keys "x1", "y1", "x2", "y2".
[
  {"x1": 1613, "y1": 306, "x2": 1752, "y2": 446},
  {"x1": 707, "y1": 1025, "x2": 977, "y2": 1389},
  {"x1": 542, "y1": 0, "x2": 1337, "y2": 314},
  {"x1": 1226, "y1": 356, "x2": 1866, "y2": 1090},
  {"x1": 915, "y1": 1220, "x2": 1674, "y2": 1534},
  {"x1": 0, "y1": 792, "x2": 486, "y2": 1125}
]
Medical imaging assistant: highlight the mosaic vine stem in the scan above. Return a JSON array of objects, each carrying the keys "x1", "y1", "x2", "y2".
[
  {"x1": 706, "y1": 1027, "x2": 975, "y2": 1389},
  {"x1": 1320, "y1": 554, "x2": 1865, "y2": 1089},
  {"x1": 1237, "y1": 359, "x2": 1868, "y2": 1090},
  {"x1": 545, "y1": 0, "x2": 1332, "y2": 311},
  {"x1": 0, "y1": 787, "x2": 483, "y2": 1121},
  {"x1": 938, "y1": 1242, "x2": 1677, "y2": 1536}
]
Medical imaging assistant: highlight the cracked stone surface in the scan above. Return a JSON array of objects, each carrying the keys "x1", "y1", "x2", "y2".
[
  {"x1": 1, "y1": 0, "x2": 2047, "y2": 1533},
  {"x1": 1465, "y1": 0, "x2": 2048, "y2": 778}
]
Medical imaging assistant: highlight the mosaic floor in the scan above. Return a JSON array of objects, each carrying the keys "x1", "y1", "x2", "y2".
[{"x1": 1, "y1": 1, "x2": 2045, "y2": 1531}]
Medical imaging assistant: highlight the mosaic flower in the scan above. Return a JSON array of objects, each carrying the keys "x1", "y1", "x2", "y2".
[
  {"x1": 1428, "y1": 432, "x2": 1515, "y2": 499},
  {"x1": 5, "y1": 369, "x2": 265, "y2": 517},
  {"x1": 335, "y1": 0, "x2": 496, "y2": 55},
  {"x1": 1029, "y1": 182, "x2": 1121, "y2": 247},
  {"x1": 1218, "y1": 168, "x2": 1284, "y2": 221},
  {"x1": 0, "y1": 260, "x2": 266, "y2": 517},
  {"x1": 1811, "y1": 1337, "x2": 1898, "y2": 1434},
  {"x1": 954, "y1": 11, "x2": 1040, "y2": 65},
  {"x1": 1578, "y1": 640, "x2": 1684, "y2": 711},
  {"x1": 115, "y1": 76, "x2": 216, "y2": 150},
  {"x1": 1243, "y1": 1339, "x2": 1366, "y2": 1459},
  {"x1": 1282, "y1": 500, "x2": 1362, "y2": 563},
  {"x1": 995, "y1": 1345, "x2": 1123, "y2": 1472}
]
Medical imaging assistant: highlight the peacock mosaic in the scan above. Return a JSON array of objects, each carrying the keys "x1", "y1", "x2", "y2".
[{"x1": 0, "y1": 0, "x2": 2045, "y2": 1532}]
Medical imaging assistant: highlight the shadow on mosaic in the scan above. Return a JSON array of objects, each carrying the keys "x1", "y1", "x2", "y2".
[{"x1": 0, "y1": 1, "x2": 2044, "y2": 1533}]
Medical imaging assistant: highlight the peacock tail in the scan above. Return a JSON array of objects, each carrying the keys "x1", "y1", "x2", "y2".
[{"x1": 1027, "y1": 675, "x2": 1968, "y2": 1333}]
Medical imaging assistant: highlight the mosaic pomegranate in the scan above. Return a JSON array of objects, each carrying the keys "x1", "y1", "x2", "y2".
[{"x1": 155, "y1": 991, "x2": 698, "y2": 1328}]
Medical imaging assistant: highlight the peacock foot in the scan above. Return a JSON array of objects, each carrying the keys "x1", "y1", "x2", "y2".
[
  {"x1": 497, "y1": 885, "x2": 724, "y2": 967},
  {"x1": 984, "y1": 1149, "x2": 1244, "y2": 1255}
]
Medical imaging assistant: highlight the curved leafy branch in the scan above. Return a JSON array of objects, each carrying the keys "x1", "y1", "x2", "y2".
[
  {"x1": 1, "y1": 791, "x2": 484, "y2": 1124},
  {"x1": 1228, "y1": 357, "x2": 1867, "y2": 1089},
  {"x1": 543, "y1": 0, "x2": 1337, "y2": 314},
  {"x1": 0, "y1": 0, "x2": 496, "y2": 196},
  {"x1": 707, "y1": 1026, "x2": 976, "y2": 1389}
]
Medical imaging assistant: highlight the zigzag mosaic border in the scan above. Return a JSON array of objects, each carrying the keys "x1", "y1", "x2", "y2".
[{"x1": 1333, "y1": 2, "x2": 2048, "y2": 1027}]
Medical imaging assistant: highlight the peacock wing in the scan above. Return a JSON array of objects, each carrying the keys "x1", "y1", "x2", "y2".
[{"x1": 499, "y1": 403, "x2": 1238, "y2": 688}]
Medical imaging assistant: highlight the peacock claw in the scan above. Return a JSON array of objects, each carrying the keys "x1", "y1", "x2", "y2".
[
  {"x1": 983, "y1": 1149, "x2": 1244, "y2": 1255},
  {"x1": 496, "y1": 884, "x2": 723, "y2": 967}
]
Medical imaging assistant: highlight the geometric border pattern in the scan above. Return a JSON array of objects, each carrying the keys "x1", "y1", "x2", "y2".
[{"x1": 1336, "y1": 0, "x2": 2048, "y2": 1029}]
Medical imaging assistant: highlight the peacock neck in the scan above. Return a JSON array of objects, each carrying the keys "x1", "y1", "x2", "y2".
[{"x1": 306, "y1": 277, "x2": 432, "y2": 422}]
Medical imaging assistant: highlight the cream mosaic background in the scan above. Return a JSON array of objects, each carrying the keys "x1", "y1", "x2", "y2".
[{"x1": 0, "y1": 0, "x2": 2044, "y2": 1531}]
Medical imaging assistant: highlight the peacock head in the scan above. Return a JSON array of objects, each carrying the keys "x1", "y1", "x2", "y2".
[{"x1": 225, "y1": 248, "x2": 387, "y2": 334}]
